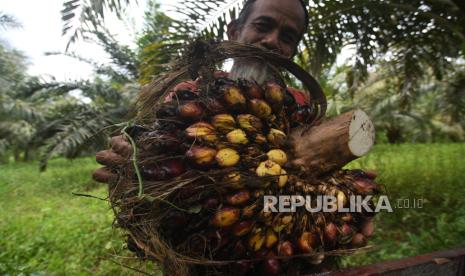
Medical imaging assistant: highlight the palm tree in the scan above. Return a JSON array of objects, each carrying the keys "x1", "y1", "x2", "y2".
[{"x1": 0, "y1": 12, "x2": 21, "y2": 29}]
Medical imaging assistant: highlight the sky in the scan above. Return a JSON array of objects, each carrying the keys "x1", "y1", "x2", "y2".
[
  {"x1": 0, "y1": 0, "x2": 154, "y2": 81},
  {"x1": 1, "y1": 0, "x2": 353, "y2": 82}
]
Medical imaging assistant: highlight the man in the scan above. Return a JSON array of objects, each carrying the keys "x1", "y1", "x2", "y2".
[{"x1": 93, "y1": 0, "x2": 311, "y2": 183}]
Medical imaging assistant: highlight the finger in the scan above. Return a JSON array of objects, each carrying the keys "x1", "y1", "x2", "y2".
[
  {"x1": 110, "y1": 135, "x2": 132, "y2": 157},
  {"x1": 92, "y1": 167, "x2": 118, "y2": 183},
  {"x1": 96, "y1": 150, "x2": 126, "y2": 167}
]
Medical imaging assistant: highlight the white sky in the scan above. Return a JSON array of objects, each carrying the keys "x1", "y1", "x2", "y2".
[
  {"x1": 1, "y1": 0, "x2": 353, "y2": 82},
  {"x1": 0, "y1": 0, "x2": 165, "y2": 81}
]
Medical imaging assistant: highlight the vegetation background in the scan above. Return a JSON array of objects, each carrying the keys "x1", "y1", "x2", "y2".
[{"x1": 1, "y1": 0, "x2": 464, "y2": 274}]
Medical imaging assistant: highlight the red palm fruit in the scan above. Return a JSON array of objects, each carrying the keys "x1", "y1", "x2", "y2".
[
  {"x1": 351, "y1": 233, "x2": 367, "y2": 247},
  {"x1": 245, "y1": 82, "x2": 264, "y2": 99},
  {"x1": 339, "y1": 223, "x2": 354, "y2": 244},
  {"x1": 177, "y1": 101, "x2": 204, "y2": 120},
  {"x1": 364, "y1": 170, "x2": 378, "y2": 179},
  {"x1": 297, "y1": 232, "x2": 318, "y2": 253},
  {"x1": 232, "y1": 220, "x2": 255, "y2": 237},
  {"x1": 261, "y1": 257, "x2": 281, "y2": 276},
  {"x1": 141, "y1": 165, "x2": 165, "y2": 180},
  {"x1": 211, "y1": 207, "x2": 240, "y2": 228},
  {"x1": 324, "y1": 223, "x2": 338, "y2": 243},
  {"x1": 264, "y1": 83, "x2": 285, "y2": 110},
  {"x1": 242, "y1": 203, "x2": 259, "y2": 218},
  {"x1": 350, "y1": 169, "x2": 377, "y2": 180},
  {"x1": 277, "y1": 241, "x2": 294, "y2": 257},
  {"x1": 142, "y1": 161, "x2": 184, "y2": 180},
  {"x1": 203, "y1": 197, "x2": 220, "y2": 211},
  {"x1": 341, "y1": 223, "x2": 353, "y2": 236},
  {"x1": 226, "y1": 190, "x2": 251, "y2": 206},
  {"x1": 352, "y1": 178, "x2": 378, "y2": 194},
  {"x1": 206, "y1": 98, "x2": 226, "y2": 114},
  {"x1": 162, "y1": 159, "x2": 186, "y2": 177},
  {"x1": 361, "y1": 218, "x2": 375, "y2": 237}
]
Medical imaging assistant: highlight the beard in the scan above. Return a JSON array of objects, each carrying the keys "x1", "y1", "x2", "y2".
[{"x1": 229, "y1": 57, "x2": 276, "y2": 85}]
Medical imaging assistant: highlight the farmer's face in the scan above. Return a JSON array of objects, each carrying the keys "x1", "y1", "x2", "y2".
[{"x1": 228, "y1": 0, "x2": 306, "y2": 58}]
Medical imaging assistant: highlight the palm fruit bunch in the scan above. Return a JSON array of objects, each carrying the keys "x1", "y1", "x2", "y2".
[{"x1": 110, "y1": 41, "x2": 380, "y2": 275}]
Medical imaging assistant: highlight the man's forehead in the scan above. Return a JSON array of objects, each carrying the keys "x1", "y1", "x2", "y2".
[{"x1": 247, "y1": 0, "x2": 306, "y2": 33}]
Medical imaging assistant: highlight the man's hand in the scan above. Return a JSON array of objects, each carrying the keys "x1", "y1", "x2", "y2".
[{"x1": 92, "y1": 135, "x2": 132, "y2": 184}]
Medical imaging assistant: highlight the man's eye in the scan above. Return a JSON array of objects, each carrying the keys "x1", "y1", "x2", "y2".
[
  {"x1": 253, "y1": 22, "x2": 269, "y2": 32},
  {"x1": 281, "y1": 33, "x2": 296, "y2": 44}
]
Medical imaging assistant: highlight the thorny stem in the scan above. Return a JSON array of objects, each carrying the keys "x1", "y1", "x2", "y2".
[{"x1": 121, "y1": 125, "x2": 144, "y2": 198}]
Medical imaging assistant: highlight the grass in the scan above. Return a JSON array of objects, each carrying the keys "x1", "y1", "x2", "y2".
[
  {"x1": 0, "y1": 143, "x2": 464, "y2": 274},
  {"x1": 0, "y1": 158, "x2": 156, "y2": 275},
  {"x1": 342, "y1": 143, "x2": 465, "y2": 267}
]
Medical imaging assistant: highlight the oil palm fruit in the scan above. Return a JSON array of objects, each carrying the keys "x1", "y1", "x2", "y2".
[
  {"x1": 351, "y1": 233, "x2": 367, "y2": 247},
  {"x1": 237, "y1": 114, "x2": 263, "y2": 133},
  {"x1": 226, "y1": 190, "x2": 251, "y2": 206},
  {"x1": 265, "y1": 83, "x2": 285, "y2": 111},
  {"x1": 211, "y1": 114, "x2": 236, "y2": 133},
  {"x1": 248, "y1": 228, "x2": 266, "y2": 251},
  {"x1": 224, "y1": 172, "x2": 244, "y2": 189},
  {"x1": 272, "y1": 215, "x2": 293, "y2": 233},
  {"x1": 277, "y1": 241, "x2": 294, "y2": 256},
  {"x1": 211, "y1": 207, "x2": 241, "y2": 227},
  {"x1": 125, "y1": 76, "x2": 380, "y2": 275},
  {"x1": 186, "y1": 146, "x2": 217, "y2": 166},
  {"x1": 256, "y1": 160, "x2": 282, "y2": 177},
  {"x1": 226, "y1": 129, "x2": 248, "y2": 144},
  {"x1": 297, "y1": 232, "x2": 317, "y2": 253},
  {"x1": 232, "y1": 220, "x2": 255, "y2": 237},
  {"x1": 278, "y1": 169, "x2": 288, "y2": 188},
  {"x1": 340, "y1": 223, "x2": 354, "y2": 244},
  {"x1": 254, "y1": 134, "x2": 267, "y2": 144},
  {"x1": 244, "y1": 82, "x2": 264, "y2": 99},
  {"x1": 178, "y1": 101, "x2": 204, "y2": 120},
  {"x1": 216, "y1": 148, "x2": 240, "y2": 167},
  {"x1": 266, "y1": 149, "x2": 288, "y2": 166},
  {"x1": 267, "y1": 128, "x2": 287, "y2": 147},
  {"x1": 265, "y1": 228, "x2": 278, "y2": 248},
  {"x1": 185, "y1": 122, "x2": 217, "y2": 142},
  {"x1": 249, "y1": 99, "x2": 272, "y2": 119},
  {"x1": 223, "y1": 85, "x2": 246, "y2": 111},
  {"x1": 337, "y1": 190, "x2": 348, "y2": 207},
  {"x1": 324, "y1": 223, "x2": 338, "y2": 244}
]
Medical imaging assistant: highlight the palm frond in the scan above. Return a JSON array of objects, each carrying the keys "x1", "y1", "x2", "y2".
[
  {"x1": 0, "y1": 12, "x2": 21, "y2": 29},
  {"x1": 61, "y1": 0, "x2": 133, "y2": 50},
  {"x1": 38, "y1": 109, "x2": 114, "y2": 171}
]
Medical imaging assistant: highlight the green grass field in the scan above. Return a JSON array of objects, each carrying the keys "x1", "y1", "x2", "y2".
[{"x1": 1, "y1": 144, "x2": 464, "y2": 274}]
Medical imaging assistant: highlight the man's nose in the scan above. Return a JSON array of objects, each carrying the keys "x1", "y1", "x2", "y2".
[{"x1": 260, "y1": 31, "x2": 281, "y2": 53}]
